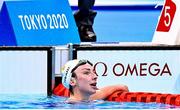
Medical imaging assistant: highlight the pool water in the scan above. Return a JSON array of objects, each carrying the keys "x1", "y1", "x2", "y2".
[{"x1": 0, "y1": 94, "x2": 179, "y2": 109}]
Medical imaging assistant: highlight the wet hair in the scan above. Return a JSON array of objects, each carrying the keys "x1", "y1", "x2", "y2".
[{"x1": 71, "y1": 60, "x2": 93, "y2": 72}]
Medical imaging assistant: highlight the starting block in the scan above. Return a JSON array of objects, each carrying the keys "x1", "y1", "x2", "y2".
[
  {"x1": 153, "y1": 0, "x2": 180, "y2": 45},
  {"x1": 0, "y1": 0, "x2": 80, "y2": 46}
]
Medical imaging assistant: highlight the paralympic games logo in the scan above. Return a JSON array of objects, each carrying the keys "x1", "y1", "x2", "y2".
[{"x1": 94, "y1": 62, "x2": 172, "y2": 77}]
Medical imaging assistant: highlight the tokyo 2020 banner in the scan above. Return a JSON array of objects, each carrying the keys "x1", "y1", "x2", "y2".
[{"x1": 0, "y1": 0, "x2": 80, "y2": 46}]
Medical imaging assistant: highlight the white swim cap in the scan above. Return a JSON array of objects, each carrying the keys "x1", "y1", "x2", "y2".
[{"x1": 61, "y1": 59, "x2": 93, "y2": 89}]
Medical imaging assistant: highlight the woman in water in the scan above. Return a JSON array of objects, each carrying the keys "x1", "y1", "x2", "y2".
[{"x1": 60, "y1": 59, "x2": 129, "y2": 103}]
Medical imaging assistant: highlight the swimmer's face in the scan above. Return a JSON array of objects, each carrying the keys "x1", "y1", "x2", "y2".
[{"x1": 73, "y1": 63, "x2": 98, "y2": 95}]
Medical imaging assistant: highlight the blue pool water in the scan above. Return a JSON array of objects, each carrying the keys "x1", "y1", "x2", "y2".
[{"x1": 0, "y1": 94, "x2": 179, "y2": 109}]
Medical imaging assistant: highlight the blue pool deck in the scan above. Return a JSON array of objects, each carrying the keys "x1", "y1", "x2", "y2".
[{"x1": 72, "y1": 5, "x2": 162, "y2": 42}]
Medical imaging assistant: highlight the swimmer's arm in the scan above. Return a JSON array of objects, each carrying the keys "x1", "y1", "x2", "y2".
[{"x1": 90, "y1": 84, "x2": 129, "y2": 100}]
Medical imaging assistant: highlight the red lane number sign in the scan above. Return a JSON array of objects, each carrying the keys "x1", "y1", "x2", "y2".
[{"x1": 157, "y1": 0, "x2": 176, "y2": 32}]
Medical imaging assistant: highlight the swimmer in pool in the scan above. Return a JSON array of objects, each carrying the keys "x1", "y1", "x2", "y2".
[{"x1": 61, "y1": 59, "x2": 129, "y2": 103}]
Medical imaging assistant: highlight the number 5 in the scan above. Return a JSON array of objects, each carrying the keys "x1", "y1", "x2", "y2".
[{"x1": 164, "y1": 6, "x2": 171, "y2": 27}]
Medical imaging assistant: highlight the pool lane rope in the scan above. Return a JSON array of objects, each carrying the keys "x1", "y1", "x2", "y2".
[{"x1": 53, "y1": 83, "x2": 180, "y2": 106}]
